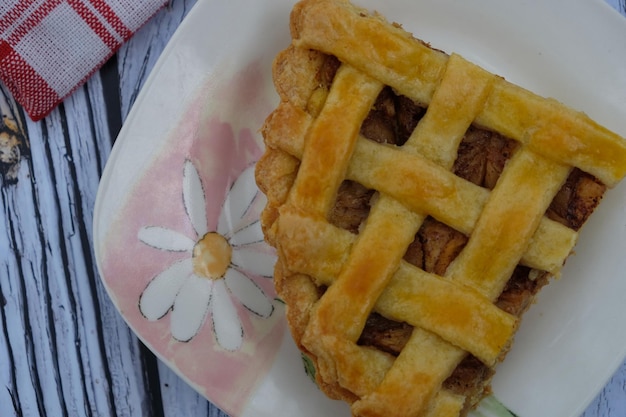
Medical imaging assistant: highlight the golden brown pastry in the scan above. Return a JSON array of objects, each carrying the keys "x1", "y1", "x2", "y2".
[{"x1": 255, "y1": 0, "x2": 626, "y2": 415}]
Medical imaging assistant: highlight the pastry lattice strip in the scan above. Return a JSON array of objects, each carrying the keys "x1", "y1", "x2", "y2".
[
  {"x1": 260, "y1": 0, "x2": 626, "y2": 415},
  {"x1": 279, "y1": 61, "x2": 471, "y2": 414},
  {"x1": 291, "y1": 0, "x2": 626, "y2": 187},
  {"x1": 264, "y1": 100, "x2": 578, "y2": 274},
  {"x1": 279, "y1": 51, "x2": 563, "y2": 415}
]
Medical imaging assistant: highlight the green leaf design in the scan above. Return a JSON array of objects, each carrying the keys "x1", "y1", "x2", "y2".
[
  {"x1": 471, "y1": 396, "x2": 519, "y2": 417},
  {"x1": 301, "y1": 353, "x2": 317, "y2": 383}
]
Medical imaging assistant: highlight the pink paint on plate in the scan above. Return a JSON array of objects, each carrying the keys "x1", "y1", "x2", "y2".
[{"x1": 99, "y1": 60, "x2": 284, "y2": 417}]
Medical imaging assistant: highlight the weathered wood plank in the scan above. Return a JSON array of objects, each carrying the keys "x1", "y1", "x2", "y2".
[
  {"x1": 583, "y1": 363, "x2": 626, "y2": 417},
  {"x1": 0, "y1": 68, "x2": 157, "y2": 416}
]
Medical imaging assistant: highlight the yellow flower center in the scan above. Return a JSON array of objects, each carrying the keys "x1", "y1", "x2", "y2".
[{"x1": 192, "y1": 232, "x2": 232, "y2": 279}]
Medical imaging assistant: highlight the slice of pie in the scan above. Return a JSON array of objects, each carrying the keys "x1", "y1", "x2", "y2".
[{"x1": 254, "y1": 0, "x2": 626, "y2": 415}]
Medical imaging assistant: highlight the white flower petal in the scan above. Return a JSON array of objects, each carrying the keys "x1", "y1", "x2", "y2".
[
  {"x1": 212, "y1": 280, "x2": 243, "y2": 351},
  {"x1": 183, "y1": 160, "x2": 208, "y2": 237},
  {"x1": 171, "y1": 275, "x2": 213, "y2": 342},
  {"x1": 229, "y1": 220, "x2": 263, "y2": 247},
  {"x1": 138, "y1": 226, "x2": 195, "y2": 252},
  {"x1": 139, "y1": 259, "x2": 193, "y2": 320},
  {"x1": 218, "y1": 165, "x2": 258, "y2": 236},
  {"x1": 231, "y1": 246, "x2": 277, "y2": 278},
  {"x1": 225, "y1": 269, "x2": 274, "y2": 318}
]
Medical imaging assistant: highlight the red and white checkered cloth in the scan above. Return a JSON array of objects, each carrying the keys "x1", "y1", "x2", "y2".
[{"x1": 0, "y1": 0, "x2": 169, "y2": 121}]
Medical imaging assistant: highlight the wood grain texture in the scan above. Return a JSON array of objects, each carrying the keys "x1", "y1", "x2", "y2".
[{"x1": 0, "y1": 1, "x2": 624, "y2": 417}]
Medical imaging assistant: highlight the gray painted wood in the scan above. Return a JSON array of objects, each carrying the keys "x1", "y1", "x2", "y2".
[{"x1": 0, "y1": 0, "x2": 624, "y2": 416}]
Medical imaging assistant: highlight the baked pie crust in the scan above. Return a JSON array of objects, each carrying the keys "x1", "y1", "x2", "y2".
[{"x1": 255, "y1": 0, "x2": 626, "y2": 415}]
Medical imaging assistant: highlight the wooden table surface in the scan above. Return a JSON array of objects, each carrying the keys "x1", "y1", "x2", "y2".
[{"x1": 1, "y1": 0, "x2": 625, "y2": 416}]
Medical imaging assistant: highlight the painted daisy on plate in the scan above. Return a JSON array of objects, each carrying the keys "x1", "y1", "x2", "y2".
[{"x1": 137, "y1": 160, "x2": 276, "y2": 351}]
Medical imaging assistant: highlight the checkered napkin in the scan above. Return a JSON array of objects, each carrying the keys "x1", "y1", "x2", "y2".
[{"x1": 0, "y1": 0, "x2": 169, "y2": 121}]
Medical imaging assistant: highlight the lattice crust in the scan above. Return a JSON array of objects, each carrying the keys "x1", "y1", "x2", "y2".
[{"x1": 255, "y1": 0, "x2": 626, "y2": 416}]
